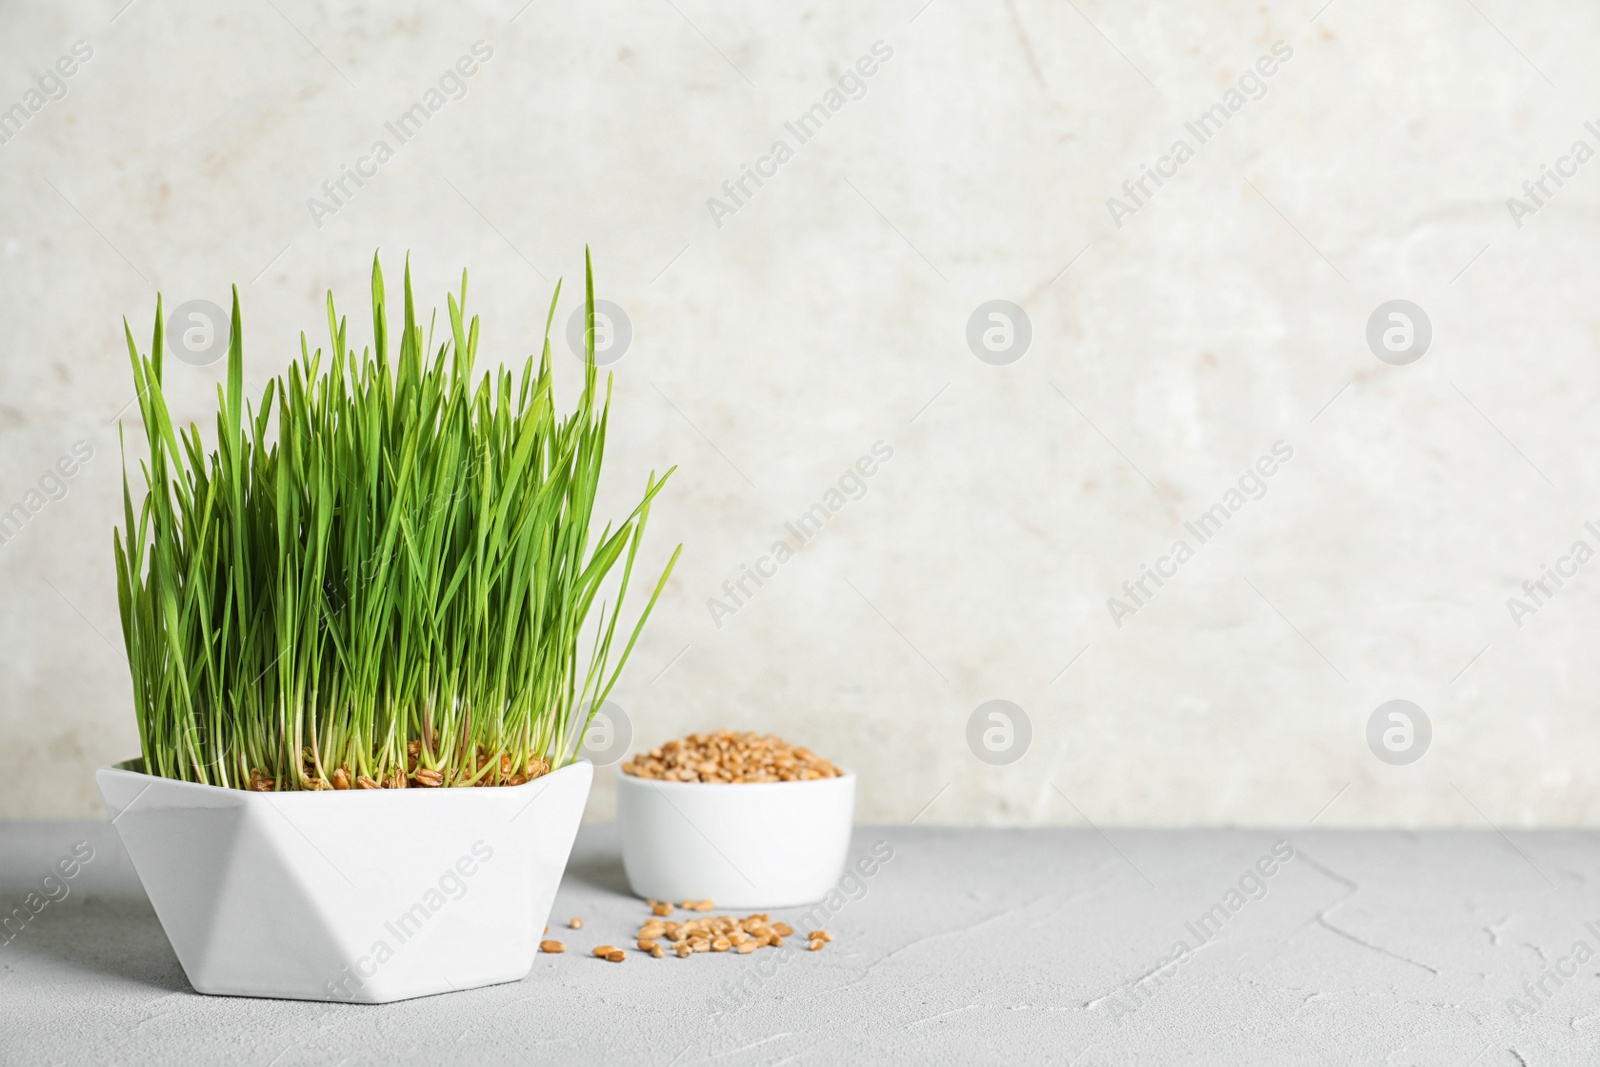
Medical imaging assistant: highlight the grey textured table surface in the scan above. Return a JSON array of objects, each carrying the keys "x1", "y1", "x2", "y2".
[{"x1": 2, "y1": 821, "x2": 1598, "y2": 1066}]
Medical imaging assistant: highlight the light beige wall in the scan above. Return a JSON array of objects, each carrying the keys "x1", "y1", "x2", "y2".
[{"x1": 3, "y1": 0, "x2": 1597, "y2": 824}]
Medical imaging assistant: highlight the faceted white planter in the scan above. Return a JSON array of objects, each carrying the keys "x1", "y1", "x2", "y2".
[
  {"x1": 96, "y1": 758, "x2": 592, "y2": 1003},
  {"x1": 617, "y1": 771, "x2": 855, "y2": 909}
]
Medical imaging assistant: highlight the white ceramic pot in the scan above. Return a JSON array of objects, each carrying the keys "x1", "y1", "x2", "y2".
[
  {"x1": 616, "y1": 771, "x2": 855, "y2": 909},
  {"x1": 96, "y1": 758, "x2": 592, "y2": 1003}
]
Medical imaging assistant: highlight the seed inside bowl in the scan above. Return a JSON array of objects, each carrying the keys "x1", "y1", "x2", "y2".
[{"x1": 621, "y1": 729, "x2": 843, "y2": 783}]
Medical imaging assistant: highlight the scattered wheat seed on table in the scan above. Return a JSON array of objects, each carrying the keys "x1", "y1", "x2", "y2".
[
  {"x1": 605, "y1": 951, "x2": 626, "y2": 963},
  {"x1": 592, "y1": 945, "x2": 616, "y2": 958},
  {"x1": 570, "y1": 918, "x2": 583, "y2": 929},
  {"x1": 808, "y1": 938, "x2": 824, "y2": 951},
  {"x1": 540, "y1": 940, "x2": 565, "y2": 954}
]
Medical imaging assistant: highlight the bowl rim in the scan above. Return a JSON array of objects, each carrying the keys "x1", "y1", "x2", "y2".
[
  {"x1": 614, "y1": 767, "x2": 855, "y2": 791},
  {"x1": 99, "y1": 756, "x2": 592, "y2": 798}
]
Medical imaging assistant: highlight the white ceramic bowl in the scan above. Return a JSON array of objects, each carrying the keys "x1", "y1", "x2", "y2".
[
  {"x1": 96, "y1": 759, "x2": 592, "y2": 1003},
  {"x1": 616, "y1": 770, "x2": 856, "y2": 909}
]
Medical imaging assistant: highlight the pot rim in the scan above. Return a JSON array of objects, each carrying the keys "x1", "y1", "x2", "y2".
[
  {"x1": 615, "y1": 767, "x2": 855, "y2": 792},
  {"x1": 100, "y1": 756, "x2": 592, "y2": 798}
]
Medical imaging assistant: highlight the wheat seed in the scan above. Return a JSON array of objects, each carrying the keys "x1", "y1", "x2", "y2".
[{"x1": 621, "y1": 730, "x2": 842, "y2": 784}]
